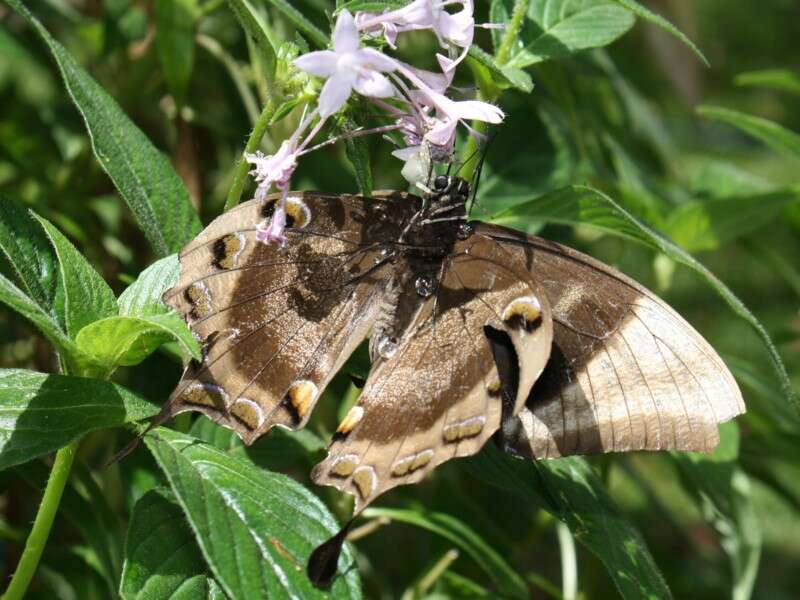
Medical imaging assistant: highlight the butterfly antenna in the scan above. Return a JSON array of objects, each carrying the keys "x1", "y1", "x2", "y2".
[{"x1": 467, "y1": 131, "x2": 497, "y2": 217}]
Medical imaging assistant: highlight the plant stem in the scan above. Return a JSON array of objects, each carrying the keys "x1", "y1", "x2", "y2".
[
  {"x1": 2, "y1": 440, "x2": 79, "y2": 600},
  {"x1": 224, "y1": 101, "x2": 277, "y2": 212},
  {"x1": 495, "y1": 0, "x2": 529, "y2": 66}
]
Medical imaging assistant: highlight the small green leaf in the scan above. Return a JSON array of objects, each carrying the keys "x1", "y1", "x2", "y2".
[
  {"x1": 505, "y1": 0, "x2": 636, "y2": 69},
  {"x1": 0, "y1": 197, "x2": 58, "y2": 314},
  {"x1": 492, "y1": 185, "x2": 798, "y2": 417},
  {"x1": 121, "y1": 488, "x2": 219, "y2": 600},
  {"x1": 362, "y1": 507, "x2": 529, "y2": 600},
  {"x1": 33, "y1": 213, "x2": 117, "y2": 338},
  {"x1": 118, "y1": 254, "x2": 181, "y2": 317},
  {"x1": 335, "y1": 0, "x2": 406, "y2": 14},
  {"x1": 0, "y1": 369, "x2": 159, "y2": 470},
  {"x1": 698, "y1": 105, "x2": 800, "y2": 159},
  {"x1": 75, "y1": 313, "x2": 199, "y2": 370},
  {"x1": 263, "y1": 0, "x2": 328, "y2": 48},
  {"x1": 671, "y1": 424, "x2": 762, "y2": 600},
  {"x1": 145, "y1": 427, "x2": 361, "y2": 599},
  {"x1": 154, "y1": 0, "x2": 198, "y2": 106},
  {"x1": 464, "y1": 444, "x2": 672, "y2": 600},
  {"x1": 340, "y1": 115, "x2": 373, "y2": 196},
  {"x1": 467, "y1": 45, "x2": 534, "y2": 93},
  {"x1": 7, "y1": 0, "x2": 202, "y2": 256},
  {"x1": 735, "y1": 69, "x2": 800, "y2": 95},
  {"x1": 611, "y1": 0, "x2": 708, "y2": 65},
  {"x1": 226, "y1": 0, "x2": 277, "y2": 84}
]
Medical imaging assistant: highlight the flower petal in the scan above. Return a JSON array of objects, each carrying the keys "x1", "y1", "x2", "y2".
[
  {"x1": 449, "y1": 100, "x2": 504, "y2": 123},
  {"x1": 356, "y1": 48, "x2": 399, "y2": 72},
  {"x1": 333, "y1": 9, "x2": 359, "y2": 54},
  {"x1": 318, "y1": 73, "x2": 354, "y2": 117},
  {"x1": 354, "y1": 71, "x2": 395, "y2": 98},
  {"x1": 294, "y1": 51, "x2": 338, "y2": 78}
]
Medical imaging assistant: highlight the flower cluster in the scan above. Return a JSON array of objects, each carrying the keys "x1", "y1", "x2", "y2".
[{"x1": 246, "y1": 0, "x2": 503, "y2": 244}]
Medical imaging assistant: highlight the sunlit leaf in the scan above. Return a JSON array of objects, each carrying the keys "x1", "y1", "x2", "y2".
[
  {"x1": 7, "y1": 0, "x2": 203, "y2": 256},
  {"x1": 467, "y1": 45, "x2": 534, "y2": 93},
  {"x1": 226, "y1": 0, "x2": 277, "y2": 82},
  {"x1": 0, "y1": 369, "x2": 159, "y2": 470},
  {"x1": 503, "y1": 0, "x2": 636, "y2": 68},
  {"x1": 145, "y1": 427, "x2": 361, "y2": 599}
]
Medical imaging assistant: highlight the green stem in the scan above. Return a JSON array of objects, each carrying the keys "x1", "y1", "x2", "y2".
[
  {"x1": 224, "y1": 101, "x2": 277, "y2": 212},
  {"x1": 2, "y1": 440, "x2": 79, "y2": 600},
  {"x1": 495, "y1": 0, "x2": 529, "y2": 66}
]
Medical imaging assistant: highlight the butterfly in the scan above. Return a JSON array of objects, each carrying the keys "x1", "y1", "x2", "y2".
[{"x1": 161, "y1": 175, "x2": 744, "y2": 585}]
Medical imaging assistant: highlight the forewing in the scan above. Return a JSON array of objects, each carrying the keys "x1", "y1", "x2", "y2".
[
  {"x1": 312, "y1": 234, "x2": 553, "y2": 512},
  {"x1": 163, "y1": 192, "x2": 414, "y2": 443},
  {"x1": 479, "y1": 224, "x2": 744, "y2": 458}
]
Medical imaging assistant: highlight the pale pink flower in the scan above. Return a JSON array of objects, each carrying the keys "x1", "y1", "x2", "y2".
[
  {"x1": 294, "y1": 10, "x2": 397, "y2": 118},
  {"x1": 256, "y1": 203, "x2": 288, "y2": 246},
  {"x1": 357, "y1": 0, "x2": 475, "y2": 71},
  {"x1": 245, "y1": 140, "x2": 298, "y2": 201}
]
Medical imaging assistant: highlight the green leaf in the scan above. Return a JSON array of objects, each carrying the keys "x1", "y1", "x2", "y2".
[
  {"x1": 611, "y1": 0, "x2": 708, "y2": 65},
  {"x1": 671, "y1": 424, "x2": 762, "y2": 600},
  {"x1": 226, "y1": 0, "x2": 277, "y2": 84},
  {"x1": 340, "y1": 116, "x2": 373, "y2": 196},
  {"x1": 505, "y1": 0, "x2": 636, "y2": 69},
  {"x1": 263, "y1": 0, "x2": 328, "y2": 48},
  {"x1": 33, "y1": 213, "x2": 117, "y2": 338},
  {"x1": 144, "y1": 427, "x2": 361, "y2": 599},
  {"x1": 663, "y1": 187, "x2": 800, "y2": 252},
  {"x1": 0, "y1": 369, "x2": 159, "y2": 470},
  {"x1": 698, "y1": 105, "x2": 800, "y2": 159},
  {"x1": 154, "y1": 0, "x2": 198, "y2": 106},
  {"x1": 492, "y1": 185, "x2": 799, "y2": 417},
  {"x1": 362, "y1": 507, "x2": 529, "y2": 600},
  {"x1": 464, "y1": 444, "x2": 672, "y2": 600},
  {"x1": 118, "y1": 254, "x2": 180, "y2": 317},
  {"x1": 735, "y1": 69, "x2": 800, "y2": 95},
  {"x1": 75, "y1": 313, "x2": 199, "y2": 370},
  {"x1": 0, "y1": 197, "x2": 58, "y2": 314},
  {"x1": 121, "y1": 487, "x2": 220, "y2": 600},
  {"x1": 7, "y1": 0, "x2": 202, "y2": 256},
  {"x1": 467, "y1": 45, "x2": 534, "y2": 93}
]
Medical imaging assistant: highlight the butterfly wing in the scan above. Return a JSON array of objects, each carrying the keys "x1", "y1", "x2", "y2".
[
  {"x1": 312, "y1": 234, "x2": 553, "y2": 511},
  {"x1": 477, "y1": 224, "x2": 744, "y2": 458},
  {"x1": 163, "y1": 191, "x2": 414, "y2": 443}
]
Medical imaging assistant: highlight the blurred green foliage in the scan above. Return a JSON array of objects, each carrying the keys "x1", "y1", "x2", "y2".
[{"x1": 0, "y1": 0, "x2": 798, "y2": 598}]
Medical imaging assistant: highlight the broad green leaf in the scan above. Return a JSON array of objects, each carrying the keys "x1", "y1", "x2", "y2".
[
  {"x1": 7, "y1": 0, "x2": 202, "y2": 256},
  {"x1": 75, "y1": 313, "x2": 199, "y2": 370},
  {"x1": 735, "y1": 69, "x2": 800, "y2": 95},
  {"x1": 492, "y1": 185, "x2": 798, "y2": 417},
  {"x1": 0, "y1": 197, "x2": 58, "y2": 314},
  {"x1": 33, "y1": 213, "x2": 117, "y2": 337},
  {"x1": 671, "y1": 424, "x2": 762, "y2": 600},
  {"x1": 0, "y1": 369, "x2": 159, "y2": 470},
  {"x1": 362, "y1": 507, "x2": 528, "y2": 600},
  {"x1": 698, "y1": 105, "x2": 800, "y2": 159},
  {"x1": 505, "y1": 0, "x2": 636, "y2": 69},
  {"x1": 663, "y1": 187, "x2": 800, "y2": 252},
  {"x1": 263, "y1": 0, "x2": 328, "y2": 48},
  {"x1": 464, "y1": 444, "x2": 672, "y2": 600},
  {"x1": 121, "y1": 488, "x2": 219, "y2": 600},
  {"x1": 226, "y1": 0, "x2": 277, "y2": 84},
  {"x1": 118, "y1": 254, "x2": 180, "y2": 317},
  {"x1": 154, "y1": 0, "x2": 198, "y2": 106},
  {"x1": 467, "y1": 45, "x2": 534, "y2": 93},
  {"x1": 611, "y1": 0, "x2": 708, "y2": 65},
  {"x1": 145, "y1": 427, "x2": 361, "y2": 600}
]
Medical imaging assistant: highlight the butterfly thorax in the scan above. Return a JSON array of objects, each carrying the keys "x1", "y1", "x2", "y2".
[{"x1": 369, "y1": 176, "x2": 473, "y2": 361}]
